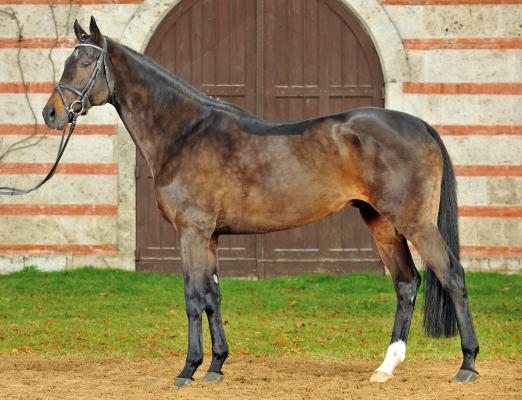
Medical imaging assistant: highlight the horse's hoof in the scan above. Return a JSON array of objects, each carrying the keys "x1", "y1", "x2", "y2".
[
  {"x1": 369, "y1": 371, "x2": 393, "y2": 383},
  {"x1": 452, "y1": 369, "x2": 479, "y2": 383},
  {"x1": 202, "y1": 371, "x2": 224, "y2": 383},
  {"x1": 173, "y1": 377, "x2": 194, "y2": 387}
]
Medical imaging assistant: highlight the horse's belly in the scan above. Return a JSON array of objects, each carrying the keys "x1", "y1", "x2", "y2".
[{"x1": 218, "y1": 183, "x2": 352, "y2": 234}]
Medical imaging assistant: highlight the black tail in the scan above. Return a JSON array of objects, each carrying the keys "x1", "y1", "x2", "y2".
[{"x1": 423, "y1": 123, "x2": 459, "y2": 337}]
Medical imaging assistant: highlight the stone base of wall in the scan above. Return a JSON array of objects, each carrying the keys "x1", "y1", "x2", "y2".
[
  {"x1": 461, "y1": 256, "x2": 521, "y2": 274},
  {"x1": 1, "y1": 255, "x2": 519, "y2": 275},
  {"x1": 411, "y1": 255, "x2": 521, "y2": 274},
  {"x1": 0, "y1": 255, "x2": 134, "y2": 274}
]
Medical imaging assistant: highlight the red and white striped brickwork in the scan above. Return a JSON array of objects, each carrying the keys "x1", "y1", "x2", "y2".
[
  {"x1": 380, "y1": 0, "x2": 521, "y2": 271},
  {"x1": 0, "y1": 0, "x2": 520, "y2": 272},
  {"x1": 0, "y1": 0, "x2": 141, "y2": 272}
]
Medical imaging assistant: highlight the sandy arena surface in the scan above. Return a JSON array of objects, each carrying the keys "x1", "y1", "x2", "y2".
[{"x1": 0, "y1": 356, "x2": 519, "y2": 400}]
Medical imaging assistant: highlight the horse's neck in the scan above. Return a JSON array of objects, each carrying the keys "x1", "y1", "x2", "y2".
[{"x1": 108, "y1": 41, "x2": 205, "y2": 174}]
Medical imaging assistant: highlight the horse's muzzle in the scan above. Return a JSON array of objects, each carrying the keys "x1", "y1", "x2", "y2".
[{"x1": 42, "y1": 100, "x2": 68, "y2": 130}]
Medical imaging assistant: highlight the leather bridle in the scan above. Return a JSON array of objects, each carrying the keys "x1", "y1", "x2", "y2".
[
  {"x1": 0, "y1": 37, "x2": 113, "y2": 196},
  {"x1": 56, "y1": 37, "x2": 113, "y2": 117}
]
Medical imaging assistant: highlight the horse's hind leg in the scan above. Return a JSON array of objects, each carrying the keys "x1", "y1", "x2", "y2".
[
  {"x1": 359, "y1": 204, "x2": 421, "y2": 383},
  {"x1": 406, "y1": 223, "x2": 479, "y2": 383}
]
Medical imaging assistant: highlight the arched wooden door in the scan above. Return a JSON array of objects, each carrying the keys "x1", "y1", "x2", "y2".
[{"x1": 136, "y1": 0, "x2": 385, "y2": 277}]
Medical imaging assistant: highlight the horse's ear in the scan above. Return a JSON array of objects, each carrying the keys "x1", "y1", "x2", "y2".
[
  {"x1": 89, "y1": 16, "x2": 103, "y2": 46},
  {"x1": 74, "y1": 19, "x2": 88, "y2": 43}
]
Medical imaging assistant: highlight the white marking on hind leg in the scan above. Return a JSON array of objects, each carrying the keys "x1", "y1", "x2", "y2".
[{"x1": 376, "y1": 340, "x2": 406, "y2": 375}]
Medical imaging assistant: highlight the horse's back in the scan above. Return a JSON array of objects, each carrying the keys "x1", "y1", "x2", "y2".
[
  {"x1": 237, "y1": 108, "x2": 349, "y2": 136},
  {"x1": 236, "y1": 106, "x2": 427, "y2": 136}
]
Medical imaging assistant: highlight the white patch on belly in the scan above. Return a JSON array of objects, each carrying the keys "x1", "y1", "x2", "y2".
[
  {"x1": 375, "y1": 340, "x2": 406, "y2": 375},
  {"x1": 213, "y1": 274, "x2": 219, "y2": 284}
]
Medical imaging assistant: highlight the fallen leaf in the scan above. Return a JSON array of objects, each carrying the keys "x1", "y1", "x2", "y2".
[{"x1": 19, "y1": 346, "x2": 33, "y2": 353}]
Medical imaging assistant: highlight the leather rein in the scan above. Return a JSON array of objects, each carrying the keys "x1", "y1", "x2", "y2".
[{"x1": 0, "y1": 38, "x2": 113, "y2": 196}]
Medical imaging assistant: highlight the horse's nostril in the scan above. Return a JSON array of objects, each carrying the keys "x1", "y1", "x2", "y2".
[{"x1": 49, "y1": 107, "x2": 56, "y2": 120}]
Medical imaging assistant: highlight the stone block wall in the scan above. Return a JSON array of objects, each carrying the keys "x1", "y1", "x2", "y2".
[{"x1": 0, "y1": 0, "x2": 520, "y2": 273}]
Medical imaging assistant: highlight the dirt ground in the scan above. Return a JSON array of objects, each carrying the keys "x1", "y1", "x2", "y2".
[{"x1": 0, "y1": 356, "x2": 519, "y2": 400}]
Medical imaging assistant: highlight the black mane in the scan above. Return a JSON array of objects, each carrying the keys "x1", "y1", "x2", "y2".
[
  {"x1": 117, "y1": 40, "x2": 349, "y2": 136},
  {"x1": 118, "y1": 41, "x2": 240, "y2": 114}
]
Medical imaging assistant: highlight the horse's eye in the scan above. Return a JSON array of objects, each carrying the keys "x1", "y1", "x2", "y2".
[{"x1": 81, "y1": 61, "x2": 90, "y2": 68}]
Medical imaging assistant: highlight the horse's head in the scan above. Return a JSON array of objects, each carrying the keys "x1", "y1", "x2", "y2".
[{"x1": 42, "y1": 17, "x2": 112, "y2": 130}]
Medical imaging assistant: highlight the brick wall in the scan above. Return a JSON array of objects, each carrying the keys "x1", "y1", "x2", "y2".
[
  {"x1": 0, "y1": 0, "x2": 520, "y2": 273},
  {"x1": 380, "y1": 0, "x2": 521, "y2": 271},
  {"x1": 0, "y1": 0, "x2": 141, "y2": 272}
]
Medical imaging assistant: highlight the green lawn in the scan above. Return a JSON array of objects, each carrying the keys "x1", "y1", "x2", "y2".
[{"x1": 0, "y1": 267, "x2": 520, "y2": 361}]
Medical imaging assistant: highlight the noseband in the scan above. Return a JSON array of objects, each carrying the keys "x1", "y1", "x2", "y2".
[
  {"x1": 0, "y1": 38, "x2": 113, "y2": 196},
  {"x1": 56, "y1": 37, "x2": 113, "y2": 117}
]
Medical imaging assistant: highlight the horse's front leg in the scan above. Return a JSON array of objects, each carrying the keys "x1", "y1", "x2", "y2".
[
  {"x1": 203, "y1": 234, "x2": 229, "y2": 382},
  {"x1": 174, "y1": 226, "x2": 228, "y2": 387}
]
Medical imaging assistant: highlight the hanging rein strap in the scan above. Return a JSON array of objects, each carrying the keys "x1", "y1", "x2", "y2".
[
  {"x1": 0, "y1": 116, "x2": 79, "y2": 196},
  {"x1": 0, "y1": 38, "x2": 112, "y2": 196}
]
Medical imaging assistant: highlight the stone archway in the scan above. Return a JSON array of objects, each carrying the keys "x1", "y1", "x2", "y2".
[{"x1": 117, "y1": 0, "x2": 409, "y2": 272}]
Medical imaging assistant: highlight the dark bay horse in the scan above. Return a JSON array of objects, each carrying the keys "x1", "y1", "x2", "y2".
[{"x1": 42, "y1": 17, "x2": 479, "y2": 386}]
